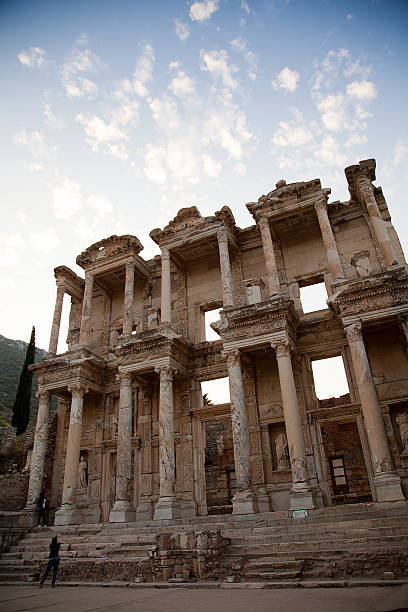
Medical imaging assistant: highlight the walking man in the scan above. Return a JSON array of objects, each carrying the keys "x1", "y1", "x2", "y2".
[{"x1": 39, "y1": 536, "x2": 60, "y2": 588}]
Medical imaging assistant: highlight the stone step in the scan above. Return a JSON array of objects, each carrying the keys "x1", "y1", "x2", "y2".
[
  {"x1": 227, "y1": 525, "x2": 408, "y2": 544},
  {"x1": 246, "y1": 560, "x2": 304, "y2": 571},
  {"x1": 244, "y1": 570, "x2": 302, "y2": 580},
  {"x1": 0, "y1": 552, "x2": 22, "y2": 560}
]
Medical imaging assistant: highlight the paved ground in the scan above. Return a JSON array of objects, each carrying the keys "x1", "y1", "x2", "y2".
[{"x1": 0, "y1": 584, "x2": 407, "y2": 612}]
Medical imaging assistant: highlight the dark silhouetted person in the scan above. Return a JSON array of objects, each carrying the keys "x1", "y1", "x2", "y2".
[
  {"x1": 37, "y1": 491, "x2": 47, "y2": 527},
  {"x1": 39, "y1": 536, "x2": 60, "y2": 588}
]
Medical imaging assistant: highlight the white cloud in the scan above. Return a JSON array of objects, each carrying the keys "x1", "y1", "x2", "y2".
[
  {"x1": 168, "y1": 70, "x2": 195, "y2": 97},
  {"x1": 50, "y1": 176, "x2": 83, "y2": 220},
  {"x1": 42, "y1": 102, "x2": 65, "y2": 131},
  {"x1": 29, "y1": 227, "x2": 59, "y2": 254},
  {"x1": 346, "y1": 80, "x2": 377, "y2": 100},
  {"x1": 312, "y1": 48, "x2": 371, "y2": 92},
  {"x1": 61, "y1": 38, "x2": 101, "y2": 99},
  {"x1": 272, "y1": 67, "x2": 299, "y2": 93},
  {"x1": 230, "y1": 38, "x2": 259, "y2": 80},
  {"x1": 314, "y1": 136, "x2": 347, "y2": 167},
  {"x1": 133, "y1": 44, "x2": 155, "y2": 97},
  {"x1": 189, "y1": 0, "x2": 220, "y2": 22},
  {"x1": 0, "y1": 232, "x2": 25, "y2": 266},
  {"x1": 346, "y1": 13, "x2": 353, "y2": 21},
  {"x1": 345, "y1": 133, "x2": 368, "y2": 147},
  {"x1": 17, "y1": 46, "x2": 46, "y2": 68},
  {"x1": 200, "y1": 49, "x2": 239, "y2": 89},
  {"x1": 241, "y1": 1, "x2": 250, "y2": 15},
  {"x1": 174, "y1": 19, "x2": 190, "y2": 41},
  {"x1": 272, "y1": 119, "x2": 313, "y2": 147},
  {"x1": 14, "y1": 129, "x2": 55, "y2": 157},
  {"x1": 318, "y1": 93, "x2": 345, "y2": 131},
  {"x1": 393, "y1": 143, "x2": 408, "y2": 166},
  {"x1": 202, "y1": 153, "x2": 221, "y2": 178},
  {"x1": 144, "y1": 146, "x2": 168, "y2": 183}
]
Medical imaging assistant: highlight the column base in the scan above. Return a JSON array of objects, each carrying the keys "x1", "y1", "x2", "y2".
[
  {"x1": 136, "y1": 500, "x2": 154, "y2": 521},
  {"x1": 256, "y1": 488, "x2": 271, "y2": 513},
  {"x1": 232, "y1": 490, "x2": 259, "y2": 515},
  {"x1": 109, "y1": 500, "x2": 136, "y2": 522},
  {"x1": 54, "y1": 504, "x2": 81, "y2": 526},
  {"x1": 153, "y1": 496, "x2": 179, "y2": 520},
  {"x1": 289, "y1": 485, "x2": 317, "y2": 511},
  {"x1": 179, "y1": 499, "x2": 198, "y2": 518},
  {"x1": 374, "y1": 473, "x2": 405, "y2": 502}
]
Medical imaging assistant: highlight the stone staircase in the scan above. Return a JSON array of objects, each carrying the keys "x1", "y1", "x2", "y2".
[{"x1": 1, "y1": 501, "x2": 408, "y2": 585}]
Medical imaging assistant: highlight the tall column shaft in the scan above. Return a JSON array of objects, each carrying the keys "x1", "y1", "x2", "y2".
[
  {"x1": 314, "y1": 199, "x2": 344, "y2": 281},
  {"x1": 345, "y1": 322, "x2": 404, "y2": 501},
  {"x1": 48, "y1": 284, "x2": 65, "y2": 354},
  {"x1": 224, "y1": 350, "x2": 258, "y2": 514},
  {"x1": 161, "y1": 249, "x2": 171, "y2": 323},
  {"x1": 358, "y1": 178, "x2": 397, "y2": 267},
  {"x1": 26, "y1": 391, "x2": 51, "y2": 509},
  {"x1": 154, "y1": 366, "x2": 177, "y2": 519},
  {"x1": 79, "y1": 273, "x2": 94, "y2": 346},
  {"x1": 217, "y1": 228, "x2": 234, "y2": 307},
  {"x1": 258, "y1": 217, "x2": 280, "y2": 296},
  {"x1": 110, "y1": 372, "x2": 135, "y2": 521},
  {"x1": 122, "y1": 263, "x2": 135, "y2": 339},
  {"x1": 61, "y1": 386, "x2": 85, "y2": 506}
]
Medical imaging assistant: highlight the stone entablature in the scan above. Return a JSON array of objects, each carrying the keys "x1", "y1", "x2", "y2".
[{"x1": 26, "y1": 157, "x2": 408, "y2": 527}]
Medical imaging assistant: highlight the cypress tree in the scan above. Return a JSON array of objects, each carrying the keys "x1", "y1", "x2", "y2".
[{"x1": 11, "y1": 326, "x2": 36, "y2": 435}]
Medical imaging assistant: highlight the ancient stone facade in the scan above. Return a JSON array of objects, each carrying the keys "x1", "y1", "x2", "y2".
[{"x1": 27, "y1": 158, "x2": 408, "y2": 525}]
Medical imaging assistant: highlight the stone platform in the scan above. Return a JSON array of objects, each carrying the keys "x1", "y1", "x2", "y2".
[{"x1": 1, "y1": 502, "x2": 408, "y2": 585}]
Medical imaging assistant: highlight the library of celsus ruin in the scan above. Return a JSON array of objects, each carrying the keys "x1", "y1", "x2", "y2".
[{"x1": 27, "y1": 157, "x2": 408, "y2": 527}]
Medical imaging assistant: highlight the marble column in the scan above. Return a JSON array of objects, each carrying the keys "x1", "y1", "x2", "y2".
[
  {"x1": 79, "y1": 273, "x2": 94, "y2": 346},
  {"x1": 217, "y1": 227, "x2": 234, "y2": 307},
  {"x1": 154, "y1": 365, "x2": 178, "y2": 519},
  {"x1": 345, "y1": 322, "x2": 404, "y2": 501},
  {"x1": 54, "y1": 385, "x2": 87, "y2": 525},
  {"x1": 224, "y1": 349, "x2": 258, "y2": 514},
  {"x1": 357, "y1": 177, "x2": 397, "y2": 268},
  {"x1": 48, "y1": 283, "x2": 65, "y2": 355},
  {"x1": 161, "y1": 248, "x2": 172, "y2": 324},
  {"x1": 25, "y1": 391, "x2": 51, "y2": 511},
  {"x1": 122, "y1": 263, "x2": 135, "y2": 341},
  {"x1": 314, "y1": 199, "x2": 345, "y2": 281},
  {"x1": 258, "y1": 216, "x2": 280, "y2": 296},
  {"x1": 272, "y1": 341, "x2": 316, "y2": 511},
  {"x1": 110, "y1": 372, "x2": 136, "y2": 521}
]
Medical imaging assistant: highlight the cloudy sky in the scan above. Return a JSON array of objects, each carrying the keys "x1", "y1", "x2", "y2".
[{"x1": 1, "y1": 0, "x2": 407, "y2": 361}]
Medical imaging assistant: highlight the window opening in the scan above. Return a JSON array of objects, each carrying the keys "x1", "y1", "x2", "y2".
[
  {"x1": 204, "y1": 308, "x2": 221, "y2": 341},
  {"x1": 311, "y1": 356, "x2": 349, "y2": 400},
  {"x1": 299, "y1": 282, "x2": 328, "y2": 313},
  {"x1": 201, "y1": 377, "x2": 230, "y2": 406}
]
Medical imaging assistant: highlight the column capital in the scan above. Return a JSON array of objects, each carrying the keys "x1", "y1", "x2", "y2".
[
  {"x1": 222, "y1": 348, "x2": 241, "y2": 368},
  {"x1": 84, "y1": 271, "x2": 94, "y2": 282},
  {"x1": 68, "y1": 384, "x2": 88, "y2": 399},
  {"x1": 344, "y1": 321, "x2": 363, "y2": 343},
  {"x1": 258, "y1": 215, "x2": 270, "y2": 229},
  {"x1": 161, "y1": 248, "x2": 171, "y2": 261},
  {"x1": 217, "y1": 226, "x2": 228, "y2": 244},
  {"x1": 271, "y1": 339, "x2": 292, "y2": 358},
  {"x1": 155, "y1": 365, "x2": 176, "y2": 381},
  {"x1": 125, "y1": 261, "x2": 135, "y2": 272},
  {"x1": 356, "y1": 176, "x2": 375, "y2": 201},
  {"x1": 314, "y1": 197, "x2": 328, "y2": 214},
  {"x1": 36, "y1": 390, "x2": 51, "y2": 403},
  {"x1": 117, "y1": 371, "x2": 132, "y2": 386},
  {"x1": 56, "y1": 282, "x2": 66, "y2": 294}
]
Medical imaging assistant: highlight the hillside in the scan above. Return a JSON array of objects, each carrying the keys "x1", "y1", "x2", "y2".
[{"x1": 0, "y1": 334, "x2": 48, "y2": 426}]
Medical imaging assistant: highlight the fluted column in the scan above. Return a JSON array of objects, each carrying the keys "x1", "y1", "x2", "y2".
[
  {"x1": 48, "y1": 283, "x2": 65, "y2": 355},
  {"x1": 79, "y1": 273, "x2": 94, "y2": 346},
  {"x1": 224, "y1": 349, "x2": 258, "y2": 514},
  {"x1": 345, "y1": 322, "x2": 404, "y2": 501},
  {"x1": 110, "y1": 372, "x2": 136, "y2": 521},
  {"x1": 154, "y1": 365, "x2": 178, "y2": 519},
  {"x1": 25, "y1": 391, "x2": 51, "y2": 511},
  {"x1": 217, "y1": 228, "x2": 234, "y2": 307},
  {"x1": 122, "y1": 263, "x2": 135, "y2": 340},
  {"x1": 272, "y1": 340, "x2": 316, "y2": 511},
  {"x1": 54, "y1": 385, "x2": 87, "y2": 525},
  {"x1": 161, "y1": 248, "x2": 171, "y2": 324},
  {"x1": 358, "y1": 177, "x2": 397, "y2": 268},
  {"x1": 258, "y1": 216, "x2": 280, "y2": 296},
  {"x1": 314, "y1": 198, "x2": 345, "y2": 281}
]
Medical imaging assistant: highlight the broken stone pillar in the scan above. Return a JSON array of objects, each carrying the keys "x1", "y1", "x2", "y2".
[
  {"x1": 79, "y1": 272, "x2": 94, "y2": 346},
  {"x1": 161, "y1": 248, "x2": 172, "y2": 324},
  {"x1": 110, "y1": 372, "x2": 136, "y2": 521},
  {"x1": 272, "y1": 341, "x2": 316, "y2": 511},
  {"x1": 224, "y1": 349, "x2": 258, "y2": 514},
  {"x1": 154, "y1": 365, "x2": 178, "y2": 519},
  {"x1": 345, "y1": 322, "x2": 404, "y2": 501},
  {"x1": 258, "y1": 216, "x2": 280, "y2": 297},
  {"x1": 48, "y1": 283, "x2": 65, "y2": 355},
  {"x1": 122, "y1": 262, "x2": 135, "y2": 341},
  {"x1": 357, "y1": 177, "x2": 397, "y2": 267},
  {"x1": 25, "y1": 391, "x2": 51, "y2": 511},
  {"x1": 54, "y1": 384, "x2": 87, "y2": 525},
  {"x1": 314, "y1": 198, "x2": 345, "y2": 281},
  {"x1": 217, "y1": 227, "x2": 234, "y2": 307}
]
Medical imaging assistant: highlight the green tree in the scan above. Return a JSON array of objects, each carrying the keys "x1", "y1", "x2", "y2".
[
  {"x1": 11, "y1": 326, "x2": 35, "y2": 435},
  {"x1": 203, "y1": 393, "x2": 213, "y2": 406}
]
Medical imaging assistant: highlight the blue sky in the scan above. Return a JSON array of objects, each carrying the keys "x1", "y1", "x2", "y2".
[{"x1": 1, "y1": 0, "x2": 408, "y2": 356}]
